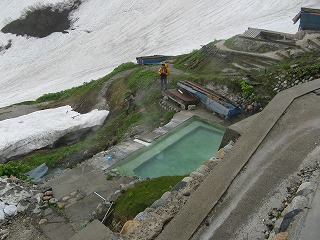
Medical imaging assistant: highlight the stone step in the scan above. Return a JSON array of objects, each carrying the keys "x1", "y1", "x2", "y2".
[
  {"x1": 159, "y1": 99, "x2": 180, "y2": 112},
  {"x1": 69, "y1": 219, "x2": 113, "y2": 240}
]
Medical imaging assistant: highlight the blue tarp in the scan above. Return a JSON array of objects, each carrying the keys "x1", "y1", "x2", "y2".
[{"x1": 177, "y1": 81, "x2": 242, "y2": 119}]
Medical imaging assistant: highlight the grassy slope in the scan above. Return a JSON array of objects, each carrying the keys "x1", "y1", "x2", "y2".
[
  {"x1": 1, "y1": 37, "x2": 320, "y2": 179},
  {"x1": 110, "y1": 175, "x2": 185, "y2": 230}
]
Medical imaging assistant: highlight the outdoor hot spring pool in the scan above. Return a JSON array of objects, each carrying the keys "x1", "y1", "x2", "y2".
[{"x1": 110, "y1": 117, "x2": 226, "y2": 179}]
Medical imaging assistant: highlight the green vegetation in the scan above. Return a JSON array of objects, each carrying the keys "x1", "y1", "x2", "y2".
[
  {"x1": 0, "y1": 62, "x2": 171, "y2": 178},
  {"x1": 174, "y1": 40, "x2": 230, "y2": 74},
  {"x1": 1, "y1": 36, "x2": 319, "y2": 183},
  {"x1": 288, "y1": 62, "x2": 320, "y2": 78},
  {"x1": 111, "y1": 176, "x2": 184, "y2": 227},
  {"x1": 240, "y1": 80, "x2": 256, "y2": 98},
  {"x1": 0, "y1": 33, "x2": 319, "y2": 231},
  {"x1": 17, "y1": 62, "x2": 136, "y2": 105}
]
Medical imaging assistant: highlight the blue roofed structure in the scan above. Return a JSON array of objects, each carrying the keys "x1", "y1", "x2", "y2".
[{"x1": 293, "y1": 7, "x2": 320, "y2": 31}]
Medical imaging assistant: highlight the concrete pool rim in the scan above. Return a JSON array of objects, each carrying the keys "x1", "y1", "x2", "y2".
[{"x1": 108, "y1": 116, "x2": 226, "y2": 177}]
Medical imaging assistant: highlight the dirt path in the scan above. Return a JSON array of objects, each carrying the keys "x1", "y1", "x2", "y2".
[
  {"x1": 0, "y1": 68, "x2": 136, "y2": 121},
  {"x1": 215, "y1": 40, "x2": 283, "y2": 60}
]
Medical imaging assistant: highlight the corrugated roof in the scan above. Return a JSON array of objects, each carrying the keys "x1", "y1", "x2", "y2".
[
  {"x1": 241, "y1": 28, "x2": 262, "y2": 38},
  {"x1": 241, "y1": 27, "x2": 295, "y2": 39}
]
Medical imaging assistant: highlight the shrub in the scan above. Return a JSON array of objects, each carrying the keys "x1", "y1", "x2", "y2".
[{"x1": 240, "y1": 80, "x2": 256, "y2": 98}]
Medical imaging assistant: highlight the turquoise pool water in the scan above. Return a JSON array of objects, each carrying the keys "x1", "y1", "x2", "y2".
[{"x1": 112, "y1": 118, "x2": 225, "y2": 179}]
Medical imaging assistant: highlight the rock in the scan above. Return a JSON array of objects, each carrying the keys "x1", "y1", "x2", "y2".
[
  {"x1": 61, "y1": 196, "x2": 70, "y2": 202},
  {"x1": 56, "y1": 202, "x2": 66, "y2": 209},
  {"x1": 182, "y1": 191, "x2": 191, "y2": 197},
  {"x1": 279, "y1": 209, "x2": 303, "y2": 232},
  {"x1": 0, "y1": 202, "x2": 5, "y2": 210},
  {"x1": 120, "y1": 220, "x2": 140, "y2": 235},
  {"x1": 40, "y1": 202, "x2": 49, "y2": 209},
  {"x1": 273, "y1": 232, "x2": 288, "y2": 240},
  {"x1": 44, "y1": 208, "x2": 53, "y2": 216},
  {"x1": 0, "y1": 210, "x2": 4, "y2": 221},
  {"x1": 42, "y1": 195, "x2": 52, "y2": 201},
  {"x1": 0, "y1": 229, "x2": 9, "y2": 236},
  {"x1": 134, "y1": 211, "x2": 148, "y2": 221},
  {"x1": 264, "y1": 230, "x2": 270, "y2": 238},
  {"x1": 190, "y1": 171, "x2": 204, "y2": 178},
  {"x1": 76, "y1": 192, "x2": 85, "y2": 200},
  {"x1": 273, "y1": 217, "x2": 284, "y2": 234},
  {"x1": 171, "y1": 181, "x2": 187, "y2": 191},
  {"x1": 44, "y1": 190, "x2": 53, "y2": 196},
  {"x1": 196, "y1": 165, "x2": 209, "y2": 174},
  {"x1": 38, "y1": 219, "x2": 48, "y2": 225},
  {"x1": 291, "y1": 195, "x2": 309, "y2": 210},
  {"x1": 120, "y1": 181, "x2": 136, "y2": 191},
  {"x1": 188, "y1": 105, "x2": 196, "y2": 110},
  {"x1": 49, "y1": 198, "x2": 58, "y2": 204},
  {"x1": 150, "y1": 199, "x2": 167, "y2": 209},
  {"x1": 268, "y1": 231, "x2": 275, "y2": 240},
  {"x1": 268, "y1": 208, "x2": 279, "y2": 219},
  {"x1": 223, "y1": 140, "x2": 234, "y2": 152},
  {"x1": 70, "y1": 191, "x2": 77, "y2": 197},
  {"x1": 216, "y1": 149, "x2": 225, "y2": 158},
  {"x1": 161, "y1": 191, "x2": 171, "y2": 200},
  {"x1": 0, "y1": 229, "x2": 9, "y2": 240},
  {"x1": 4, "y1": 205, "x2": 17, "y2": 216},
  {"x1": 182, "y1": 177, "x2": 193, "y2": 183},
  {"x1": 297, "y1": 182, "x2": 312, "y2": 192},
  {"x1": 204, "y1": 219, "x2": 210, "y2": 226},
  {"x1": 67, "y1": 198, "x2": 77, "y2": 205},
  {"x1": 32, "y1": 206, "x2": 41, "y2": 214},
  {"x1": 145, "y1": 207, "x2": 155, "y2": 213},
  {"x1": 296, "y1": 188, "x2": 313, "y2": 197},
  {"x1": 110, "y1": 190, "x2": 122, "y2": 201},
  {"x1": 17, "y1": 202, "x2": 29, "y2": 213}
]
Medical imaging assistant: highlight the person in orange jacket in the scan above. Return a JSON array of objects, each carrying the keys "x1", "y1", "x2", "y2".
[{"x1": 158, "y1": 62, "x2": 169, "y2": 90}]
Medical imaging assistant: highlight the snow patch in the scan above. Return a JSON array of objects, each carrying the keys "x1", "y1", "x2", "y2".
[
  {"x1": 0, "y1": 105, "x2": 108, "y2": 162},
  {"x1": 0, "y1": 0, "x2": 319, "y2": 107}
]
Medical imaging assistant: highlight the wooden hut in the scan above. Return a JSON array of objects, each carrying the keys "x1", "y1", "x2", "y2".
[{"x1": 293, "y1": 8, "x2": 320, "y2": 31}]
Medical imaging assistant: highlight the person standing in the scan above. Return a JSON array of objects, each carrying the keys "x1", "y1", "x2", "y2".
[
  {"x1": 124, "y1": 91, "x2": 135, "y2": 115},
  {"x1": 158, "y1": 63, "x2": 169, "y2": 90}
]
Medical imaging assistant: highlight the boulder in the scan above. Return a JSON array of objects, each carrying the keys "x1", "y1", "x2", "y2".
[
  {"x1": 4, "y1": 205, "x2": 17, "y2": 216},
  {"x1": 150, "y1": 199, "x2": 167, "y2": 209},
  {"x1": 196, "y1": 165, "x2": 209, "y2": 174},
  {"x1": 120, "y1": 220, "x2": 140, "y2": 235},
  {"x1": 134, "y1": 211, "x2": 148, "y2": 221},
  {"x1": 273, "y1": 232, "x2": 288, "y2": 240},
  {"x1": 190, "y1": 171, "x2": 204, "y2": 178},
  {"x1": 216, "y1": 149, "x2": 225, "y2": 158}
]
